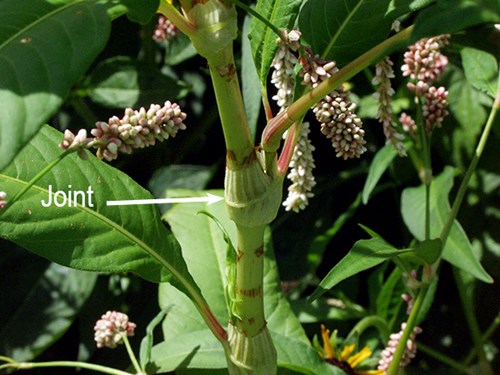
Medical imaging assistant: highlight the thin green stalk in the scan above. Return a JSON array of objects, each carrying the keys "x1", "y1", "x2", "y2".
[
  {"x1": 386, "y1": 281, "x2": 428, "y2": 375},
  {"x1": 122, "y1": 335, "x2": 146, "y2": 375},
  {"x1": 262, "y1": 26, "x2": 414, "y2": 150},
  {"x1": 0, "y1": 359, "x2": 132, "y2": 375},
  {"x1": 453, "y1": 268, "x2": 494, "y2": 375},
  {"x1": 417, "y1": 342, "x2": 475, "y2": 375},
  {"x1": 464, "y1": 312, "x2": 500, "y2": 365}
]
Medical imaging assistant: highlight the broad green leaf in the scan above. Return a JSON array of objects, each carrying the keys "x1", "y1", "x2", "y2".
[
  {"x1": 0, "y1": 247, "x2": 97, "y2": 362},
  {"x1": 447, "y1": 67, "x2": 489, "y2": 166},
  {"x1": 298, "y1": 0, "x2": 393, "y2": 66},
  {"x1": 0, "y1": 126, "x2": 203, "y2": 299},
  {"x1": 248, "y1": 0, "x2": 303, "y2": 84},
  {"x1": 309, "y1": 237, "x2": 412, "y2": 302},
  {"x1": 401, "y1": 166, "x2": 493, "y2": 282},
  {"x1": 110, "y1": 0, "x2": 159, "y2": 24},
  {"x1": 154, "y1": 190, "x2": 326, "y2": 372},
  {"x1": 0, "y1": 0, "x2": 111, "y2": 171},
  {"x1": 461, "y1": 47, "x2": 499, "y2": 99},
  {"x1": 362, "y1": 144, "x2": 398, "y2": 204},
  {"x1": 83, "y1": 56, "x2": 186, "y2": 108},
  {"x1": 242, "y1": 14, "x2": 262, "y2": 141},
  {"x1": 414, "y1": 238, "x2": 442, "y2": 264},
  {"x1": 411, "y1": 0, "x2": 500, "y2": 42}
]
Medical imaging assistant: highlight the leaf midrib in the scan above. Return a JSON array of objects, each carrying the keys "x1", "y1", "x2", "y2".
[
  {"x1": 322, "y1": 0, "x2": 366, "y2": 58},
  {"x1": 0, "y1": 172, "x2": 197, "y2": 295}
]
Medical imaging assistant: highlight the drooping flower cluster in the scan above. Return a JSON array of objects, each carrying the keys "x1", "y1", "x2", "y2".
[
  {"x1": 0, "y1": 191, "x2": 7, "y2": 209},
  {"x1": 377, "y1": 323, "x2": 422, "y2": 372},
  {"x1": 270, "y1": 30, "x2": 317, "y2": 213},
  {"x1": 282, "y1": 122, "x2": 316, "y2": 212},
  {"x1": 59, "y1": 101, "x2": 187, "y2": 161},
  {"x1": 271, "y1": 30, "x2": 301, "y2": 109},
  {"x1": 372, "y1": 58, "x2": 406, "y2": 156},
  {"x1": 300, "y1": 51, "x2": 367, "y2": 160},
  {"x1": 153, "y1": 15, "x2": 178, "y2": 42},
  {"x1": 94, "y1": 311, "x2": 136, "y2": 349},
  {"x1": 401, "y1": 35, "x2": 450, "y2": 133}
]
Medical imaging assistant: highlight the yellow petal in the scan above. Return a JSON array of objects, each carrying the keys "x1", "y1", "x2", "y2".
[
  {"x1": 356, "y1": 370, "x2": 385, "y2": 375},
  {"x1": 340, "y1": 344, "x2": 356, "y2": 361},
  {"x1": 348, "y1": 346, "x2": 372, "y2": 368},
  {"x1": 321, "y1": 325, "x2": 335, "y2": 359}
]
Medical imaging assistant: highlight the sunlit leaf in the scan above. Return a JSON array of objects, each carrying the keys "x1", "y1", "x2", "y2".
[
  {"x1": 0, "y1": 126, "x2": 203, "y2": 299},
  {"x1": 461, "y1": 47, "x2": 499, "y2": 99}
]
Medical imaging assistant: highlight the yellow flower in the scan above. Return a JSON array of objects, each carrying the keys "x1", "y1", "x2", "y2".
[{"x1": 321, "y1": 325, "x2": 384, "y2": 375}]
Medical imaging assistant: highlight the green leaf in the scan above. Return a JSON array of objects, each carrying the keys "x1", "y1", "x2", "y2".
[
  {"x1": 401, "y1": 166, "x2": 493, "y2": 282},
  {"x1": 0, "y1": 251, "x2": 97, "y2": 362},
  {"x1": 461, "y1": 47, "x2": 499, "y2": 99},
  {"x1": 298, "y1": 0, "x2": 394, "y2": 66},
  {"x1": 115, "y1": 0, "x2": 159, "y2": 24},
  {"x1": 411, "y1": 0, "x2": 500, "y2": 42},
  {"x1": 414, "y1": 238, "x2": 443, "y2": 264},
  {"x1": 386, "y1": 0, "x2": 436, "y2": 19},
  {"x1": 0, "y1": 126, "x2": 203, "y2": 299},
  {"x1": 83, "y1": 56, "x2": 186, "y2": 108},
  {"x1": 248, "y1": 0, "x2": 303, "y2": 84},
  {"x1": 163, "y1": 34, "x2": 198, "y2": 65},
  {"x1": 362, "y1": 144, "x2": 398, "y2": 204},
  {"x1": 154, "y1": 190, "x2": 322, "y2": 372},
  {"x1": 309, "y1": 237, "x2": 412, "y2": 302},
  {"x1": 0, "y1": 0, "x2": 111, "y2": 171},
  {"x1": 242, "y1": 14, "x2": 262, "y2": 141}
]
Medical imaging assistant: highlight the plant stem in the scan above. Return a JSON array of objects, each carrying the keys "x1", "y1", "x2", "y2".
[
  {"x1": 386, "y1": 281, "x2": 428, "y2": 375},
  {"x1": 439, "y1": 70, "x2": 499, "y2": 244},
  {"x1": 207, "y1": 47, "x2": 255, "y2": 165},
  {"x1": 464, "y1": 312, "x2": 500, "y2": 365},
  {"x1": 234, "y1": 224, "x2": 266, "y2": 335},
  {"x1": 122, "y1": 335, "x2": 146, "y2": 375},
  {"x1": 417, "y1": 342, "x2": 475, "y2": 375},
  {"x1": 0, "y1": 359, "x2": 133, "y2": 375},
  {"x1": 453, "y1": 268, "x2": 494, "y2": 375},
  {"x1": 157, "y1": 0, "x2": 197, "y2": 36},
  {"x1": 262, "y1": 26, "x2": 414, "y2": 150}
]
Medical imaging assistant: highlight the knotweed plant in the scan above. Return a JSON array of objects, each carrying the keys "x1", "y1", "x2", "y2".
[{"x1": 0, "y1": 1, "x2": 498, "y2": 375}]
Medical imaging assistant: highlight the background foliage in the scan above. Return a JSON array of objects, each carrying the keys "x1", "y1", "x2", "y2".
[{"x1": 0, "y1": 0, "x2": 498, "y2": 374}]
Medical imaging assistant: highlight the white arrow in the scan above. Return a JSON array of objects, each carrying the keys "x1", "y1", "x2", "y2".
[{"x1": 106, "y1": 193, "x2": 224, "y2": 206}]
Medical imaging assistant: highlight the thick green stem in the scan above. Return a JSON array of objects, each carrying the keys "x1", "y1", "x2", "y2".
[
  {"x1": 207, "y1": 47, "x2": 255, "y2": 166},
  {"x1": 234, "y1": 224, "x2": 266, "y2": 335}
]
